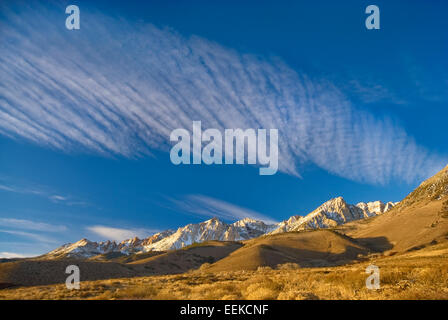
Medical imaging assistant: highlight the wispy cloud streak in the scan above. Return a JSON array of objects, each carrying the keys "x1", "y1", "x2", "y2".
[
  {"x1": 0, "y1": 3, "x2": 444, "y2": 184},
  {"x1": 0, "y1": 252, "x2": 28, "y2": 259},
  {"x1": 0, "y1": 218, "x2": 67, "y2": 232},
  {"x1": 0, "y1": 229, "x2": 57, "y2": 243},
  {"x1": 0, "y1": 178, "x2": 87, "y2": 206},
  {"x1": 169, "y1": 195, "x2": 277, "y2": 224},
  {"x1": 86, "y1": 226, "x2": 157, "y2": 242}
]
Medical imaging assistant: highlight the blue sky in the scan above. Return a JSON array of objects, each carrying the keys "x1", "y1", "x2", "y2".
[{"x1": 0, "y1": 0, "x2": 447, "y2": 257}]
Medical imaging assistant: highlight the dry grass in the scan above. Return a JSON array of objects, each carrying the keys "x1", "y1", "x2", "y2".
[{"x1": 1, "y1": 242, "x2": 447, "y2": 300}]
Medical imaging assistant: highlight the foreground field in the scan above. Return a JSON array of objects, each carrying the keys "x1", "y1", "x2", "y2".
[{"x1": 1, "y1": 241, "x2": 447, "y2": 300}]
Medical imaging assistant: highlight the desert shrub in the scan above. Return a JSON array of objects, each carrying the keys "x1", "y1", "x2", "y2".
[
  {"x1": 187, "y1": 282, "x2": 243, "y2": 300},
  {"x1": 242, "y1": 275, "x2": 283, "y2": 300},
  {"x1": 276, "y1": 263, "x2": 300, "y2": 270},
  {"x1": 243, "y1": 284, "x2": 279, "y2": 300},
  {"x1": 198, "y1": 262, "x2": 211, "y2": 272},
  {"x1": 111, "y1": 285, "x2": 158, "y2": 299},
  {"x1": 256, "y1": 266, "x2": 273, "y2": 272},
  {"x1": 380, "y1": 268, "x2": 410, "y2": 285},
  {"x1": 320, "y1": 268, "x2": 364, "y2": 291}
]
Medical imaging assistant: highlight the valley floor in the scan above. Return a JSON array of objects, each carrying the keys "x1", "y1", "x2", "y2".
[{"x1": 1, "y1": 242, "x2": 447, "y2": 300}]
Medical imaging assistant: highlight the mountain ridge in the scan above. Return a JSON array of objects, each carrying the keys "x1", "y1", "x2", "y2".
[{"x1": 42, "y1": 197, "x2": 395, "y2": 258}]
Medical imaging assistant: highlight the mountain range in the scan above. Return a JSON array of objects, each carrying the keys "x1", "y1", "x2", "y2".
[
  {"x1": 1, "y1": 164, "x2": 447, "y2": 287},
  {"x1": 44, "y1": 197, "x2": 395, "y2": 258}
]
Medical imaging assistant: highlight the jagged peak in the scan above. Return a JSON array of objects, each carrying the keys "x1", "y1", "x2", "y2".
[
  {"x1": 204, "y1": 217, "x2": 225, "y2": 225},
  {"x1": 233, "y1": 217, "x2": 265, "y2": 226},
  {"x1": 120, "y1": 236, "x2": 140, "y2": 245},
  {"x1": 322, "y1": 196, "x2": 347, "y2": 205},
  {"x1": 75, "y1": 238, "x2": 93, "y2": 245},
  {"x1": 311, "y1": 196, "x2": 349, "y2": 212},
  {"x1": 237, "y1": 217, "x2": 259, "y2": 223},
  {"x1": 356, "y1": 200, "x2": 383, "y2": 205}
]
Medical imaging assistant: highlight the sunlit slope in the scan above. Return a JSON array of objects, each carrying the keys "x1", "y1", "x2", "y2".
[
  {"x1": 204, "y1": 230, "x2": 370, "y2": 272},
  {"x1": 340, "y1": 165, "x2": 448, "y2": 252},
  {"x1": 127, "y1": 241, "x2": 243, "y2": 274}
]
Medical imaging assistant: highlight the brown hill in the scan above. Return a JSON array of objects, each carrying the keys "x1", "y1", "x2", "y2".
[
  {"x1": 0, "y1": 259, "x2": 139, "y2": 287},
  {"x1": 396, "y1": 164, "x2": 448, "y2": 208},
  {"x1": 339, "y1": 165, "x2": 448, "y2": 252},
  {"x1": 0, "y1": 241, "x2": 242, "y2": 287},
  {"x1": 203, "y1": 230, "x2": 372, "y2": 272},
  {"x1": 128, "y1": 241, "x2": 243, "y2": 274},
  {"x1": 202, "y1": 166, "x2": 448, "y2": 273}
]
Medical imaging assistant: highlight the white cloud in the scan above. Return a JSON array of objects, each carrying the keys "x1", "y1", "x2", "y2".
[
  {"x1": 0, "y1": 3, "x2": 445, "y2": 184},
  {"x1": 347, "y1": 79, "x2": 406, "y2": 105},
  {"x1": 0, "y1": 252, "x2": 27, "y2": 259},
  {"x1": 86, "y1": 226, "x2": 155, "y2": 242},
  {"x1": 0, "y1": 178, "x2": 88, "y2": 206},
  {"x1": 49, "y1": 195, "x2": 67, "y2": 202},
  {"x1": 0, "y1": 182, "x2": 46, "y2": 197},
  {"x1": 169, "y1": 194, "x2": 277, "y2": 224},
  {"x1": 0, "y1": 184, "x2": 16, "y2": 192},
  {"x1": 0, "y1": 229, "x2": 57, "y2": 243},
  {"x1": 0, "y1": 218, "x2": 67, "y2": 232},
  {"x1": 0, "y1": 241, "x2": 53, "y2": 258}
]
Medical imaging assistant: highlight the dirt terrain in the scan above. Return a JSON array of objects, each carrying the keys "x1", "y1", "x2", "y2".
[{"x1": 0, "y1": 240, "x2": 446, "y2": 300}]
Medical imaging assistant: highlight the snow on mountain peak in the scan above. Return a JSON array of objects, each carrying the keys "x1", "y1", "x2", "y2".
[{"x1": 269, "y1": 197, "x2": 395, "y2": 234}]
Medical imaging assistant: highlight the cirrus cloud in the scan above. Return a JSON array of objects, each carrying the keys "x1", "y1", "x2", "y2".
[
  {"x1": 0, "y1": 2, "x2": 445, "y2": 185},
  {"x1": 86, "y1": 225, "x2": 157, "y2": 242},
  {"x1": 168, "y1": 194, "x2": 277, "y2": 224},
  {"x1": 0, "y1": 218, "x2": 67, "y2": 232},
  {"x1": 0, "y1": 251, "x2": 28, "y2": 259}
]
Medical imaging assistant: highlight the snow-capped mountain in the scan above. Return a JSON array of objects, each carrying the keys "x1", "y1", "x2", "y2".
[
  {"x1": 140, "y1": 230, "x2": 175, "y2": 247},
  {"x1": 45, "y1": 238, "x2": 117, "y2": 259},
  {"x1": 233, "y1": 217, "x2": 278, "y2": 238},
  {"x1": 45, "y1": 230, "x2": 175, "y2": 259},
  {"x1": 142, "y1": 217, "x2": 277, "y2": 251},
  {"x1": 43, "y1": 218, "x2": 277, "y2": 258},
  {"x1": 43, "y1": 197, "x2": 395, "y2": 258},
  {"x1": 269, "y1": 197, "x2": 395, "y2": 234}
]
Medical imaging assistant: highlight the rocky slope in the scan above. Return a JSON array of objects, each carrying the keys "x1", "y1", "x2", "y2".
[
  {"x1": 142, "y1": 218, "x2": 277, "y2": 251},
  {"x1": 394, "y1": 164, "x2": 448, "y2": 210},
  {"x1": 269, "y1": 198, "x2": 395, "y2": 234},
  {"x1": 45, "y1": 230, "x2": 175, "y2": 259},
  {"x1": 341, "y1": 164, "x2": 448, "y2": 252}
]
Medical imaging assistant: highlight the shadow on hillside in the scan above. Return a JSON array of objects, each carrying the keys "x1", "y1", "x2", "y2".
[
  {"x1": 352, "y1": 236, "x2": 393, "y2": 253},
  {"x1": 0, "y1": 259, "x2": 144, "y2": 287},
  {"x1": 207, "y1": 238, "x2": 395, "y2": 273},
  {"x1": 0, "y1": 237, "x2": 395, "y2": 287},
  {"x1": 254, "y1": 244, "x2": 370, "y2": 268},
  {"x1": 0, "y1": 244, "x2": 243, "y2": 287}
]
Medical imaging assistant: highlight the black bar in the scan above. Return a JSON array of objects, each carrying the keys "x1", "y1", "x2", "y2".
[{"x1": 1, "y1": 300, "x2": 446, "y2": 319}]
